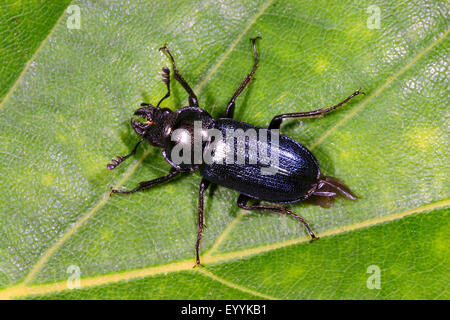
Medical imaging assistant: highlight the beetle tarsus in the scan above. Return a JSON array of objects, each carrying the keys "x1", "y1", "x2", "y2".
[
  {"x1": 109, "y1": 168, "x2": 182, "y2": 195},
  {"x1": 195, "y1": 179, "x2": 210, "y2": 266},
  {"x1": 269, "y1": 88, "x2": 365, "y2": 129},
  {"x1": 356, "y1": 87, "x2": 366, "y2": 95},
  {"x1": 284, "y1": 208, "x2": 317, "y2": 240},
  {"x1": 237, "y1": 194, "x2": 318, "y2": 241}
]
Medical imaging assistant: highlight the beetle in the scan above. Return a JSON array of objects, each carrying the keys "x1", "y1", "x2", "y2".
[{"x1": 107, "y1": 38, "x2": 363, "y2": 266}]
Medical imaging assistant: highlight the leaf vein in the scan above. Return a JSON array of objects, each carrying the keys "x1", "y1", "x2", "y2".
[
  {"x1": 308, "y1": 27, "x2": 450, "y2": 150},
  {"x1": 0, "y1": 2, "x2": 72, "y2": 110},
  {"x1": 197, "y1": 268, "x2": 278, "y2": 300},
  {"x1": 0, "y1": 198, "x2": 447, "y2": 299}
]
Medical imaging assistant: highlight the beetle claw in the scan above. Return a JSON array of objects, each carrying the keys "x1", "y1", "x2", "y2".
[{"x1": 356, "y1": 87, "x2": 366, "y2": 95}]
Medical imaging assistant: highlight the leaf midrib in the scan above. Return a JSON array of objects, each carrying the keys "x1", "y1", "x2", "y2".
[{"x1": 0, "y1": 199, "x2": 448, "y2": 299}]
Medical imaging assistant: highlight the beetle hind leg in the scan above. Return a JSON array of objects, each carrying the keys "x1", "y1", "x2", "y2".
[{"x1": 237, "y1": 194, "x2": 318, "y2": 240}]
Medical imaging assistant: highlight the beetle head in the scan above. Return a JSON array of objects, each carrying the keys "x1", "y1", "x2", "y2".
[{"x1": 131, "y1": 104, "x2": 176, "y2": 148}]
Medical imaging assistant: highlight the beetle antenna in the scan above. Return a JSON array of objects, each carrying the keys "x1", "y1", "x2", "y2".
[
  {"x1": 156, "y1": 66, "x2": 171, "y2": 108},
  {"x1": 107, "y1": 138, "x2": 144, "y2": 170}
]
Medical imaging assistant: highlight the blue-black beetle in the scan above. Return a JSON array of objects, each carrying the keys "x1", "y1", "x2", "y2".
[{"x1": 108, "y1": 38, "x2": 363, "y2": 265}]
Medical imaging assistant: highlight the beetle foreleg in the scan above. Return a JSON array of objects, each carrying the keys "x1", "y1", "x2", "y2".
[
  {"x1": 195, "y1": 179, "x2": 210, "y2": 266},
  {"x1": 110, "y1": 167, "x2": 182, "y2": 195},
  {"x1": 268, "y1": 89, "x2": 365, "y2": 129},
  {"x1": 237, "y1": 194, "x2": 318, "y2": 240},
  {"x1": 160, "y1": 45, "x2": 199, "y2": 108}
]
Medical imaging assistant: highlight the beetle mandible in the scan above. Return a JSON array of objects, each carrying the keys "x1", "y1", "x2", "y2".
[{"x1": 107, "y1": 38, "x2": 363, "y2": 266}]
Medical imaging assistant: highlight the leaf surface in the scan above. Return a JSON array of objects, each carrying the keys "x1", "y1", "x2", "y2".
[{"x1": 0, "y1": 0, "x2": 448, "y2": 299}]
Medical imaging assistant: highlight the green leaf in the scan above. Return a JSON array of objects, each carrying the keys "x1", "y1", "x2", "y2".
[
  {"x1": 0, "y1": 0, "x2": 72, "y2": 103},
  {"x1": 0, "y1": 0, "x2": 448, "y2": 300}
]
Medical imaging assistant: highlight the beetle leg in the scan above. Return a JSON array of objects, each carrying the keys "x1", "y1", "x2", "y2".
[
  {"x1": 159, "y1": 45, "x2": 199, "y2": 108},
  {"x1": 237, "y1": 194, "x2": 319, "y2": 240},
  {"x1": 225, "y1": 37, "x2": 261, "y2": 119},
  {"x1": 110, "y1": 167, "x2": 182, "y2": 194},
  {"x1": 106, "y1": 138, "x2": 144, "y2": 170},
  {"x1": 268, "y1": 89, "x2": 365, "y2": 129},
  {"x1": 195, "y1": 179, "x2": 210, "y2": 266}
]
